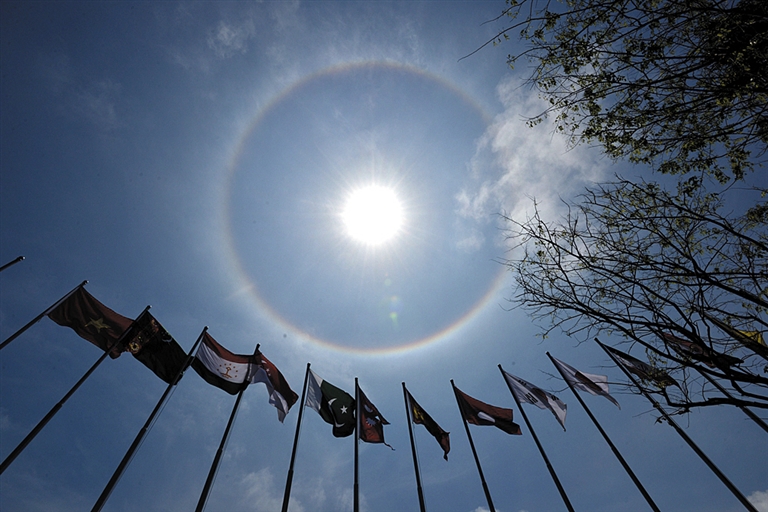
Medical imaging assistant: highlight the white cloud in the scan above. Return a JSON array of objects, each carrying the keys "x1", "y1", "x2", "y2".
[
  {"x1": 749, "y1": 490, "x2": 768, "y2": 512},
  {"x1": 456, "y1": 77, "x2": 608, "y2": 251},
  {"x1": 207, "y1": 19, "x2": 256, "y2": 58},
  {"x1": 239, "y1": 468, "x2": 305, "y2": 512}
]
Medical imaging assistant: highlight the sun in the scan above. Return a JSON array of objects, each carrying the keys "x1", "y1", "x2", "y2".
[{"x1": 342, "y1": 185, "x2": 404, "y2": 245}]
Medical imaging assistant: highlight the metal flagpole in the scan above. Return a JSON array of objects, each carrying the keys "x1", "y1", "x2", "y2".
[
  {"x1": 598, "y1": 340, "x2": 759, "y2": 512},
  {"x1": 0, "y1": 305, "x2": 149, "y2": 475},
  {"x1": 698, "y1": 368, "x2": 768, "y2": 434},
  {"x1": 91, "y1": 326, "x2": 208, "y2": 512},
  {"x1": 281, "y1": 362, "x2": 311, "y2": 512},
  {"x1": 403, "y1": 383, "x2": 427, "y2": 512},
  {"x1": 0, "y1": 256, "x2": 24, "y2": 273},
  {"x1": 354, "y1": 377, "x2": 360, "y2": 512},
  {"x1": 195, "y1": 342, "x2": 260, "y2": 512},
  {"x1": 498, "y1": 365, "x2": 575, "y2": 512},
  {"x1": 450, "y1": 380, "x2": 495, "y2": 512},
  {"x1": 546, "y1": 353, "x2": 660, "y2": 512},
  {"x1": 0, "y1": 280, "x2": 87, "y2": 352}
]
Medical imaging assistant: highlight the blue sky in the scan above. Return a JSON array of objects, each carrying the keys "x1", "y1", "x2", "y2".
[{"x1": 1, "y1": 2, "x2": 766, "y2": 512}]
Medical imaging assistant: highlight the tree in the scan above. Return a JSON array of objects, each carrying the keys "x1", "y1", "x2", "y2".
[
  {"x1": 503, "y1": 179, "x2": 768, "y2": 413},
  {"x1": 480, "y1": 0, "x2": 768, "y2": 185}
]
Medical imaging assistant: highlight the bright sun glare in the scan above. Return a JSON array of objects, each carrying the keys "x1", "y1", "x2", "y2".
[{"x1": 342, "y1": 185, "x2": 404, "y2": 245}]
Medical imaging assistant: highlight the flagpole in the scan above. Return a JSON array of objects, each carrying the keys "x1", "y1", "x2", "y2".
[
  {"x1": 403, "y1": 383, "x2": 427, "y2": 512},
  {"x1": 0, "y1": 304, "x2": 149, "y2": 475},
  {"x1": 698, "y1": 368, "x2": 768, "y2": 434},
  {"x1": 91, "y1": 326, "x2": 208, "y2": 512},
  {"x1": 0, "y1": 256, "x2": 24, "y2": 273},
  {"x1": 354, "y1": 377, "x2": 360, "y2": 512},
  {"x1": 450, "y1": 380, "x2": 496, "y2": 512},
  {"x1": 598, "y1": 340, "x2": 759, "y2": 512},
  {"x1": 281, "y1": 362, "x2": 311, "y2": 512},
  {"x1": 0, "y1": 280, "x2": 87, "y2": 352},
  {"x1": 546, "y1": 353, "x2": 660, "y2": 512},
  {"x1": 498, "y1": 365, "x2": 575, "y2": 512},
  {"x1": 195, "y1": 342, "x2": 260, "y2": 512}
]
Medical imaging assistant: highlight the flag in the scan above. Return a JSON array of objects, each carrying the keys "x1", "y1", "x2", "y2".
[
  {"x1": 705, "y1": 315, "x2": 768, "y2": 357},
  {"x1": 406, "y1": 388, "x2": 450, "y2": 460},
  {"x1": 123, "y1": 311, "x2": 188, "y2": 384},
  {"x1": 47, "y1": 286, "x2": 132, "y2": 358},
  {"x1": 192, "y1": 332, "x2": 253, "y2": 394},
  {"x1": 661, "y1": 333, "x2": 742, "y2": 368},
  {"x1": 357, "y1": 386, "x2": 392, "y2": 448},
  {"x1": 305, "y1": 370, "x2": 355, "y2": 437},
  {"x1": 550, "y1": 356, "x2": 620, "y2": 409},
  {"x1": 502, "y1": 370, "x2": 567, "y2": 430},
  {"x1": 250, "y1": 352, "x2": 298, "y2": 422},
  {"x1": 454, "y1": 386, "x2": 521, "y2": 435},
  {"x1": 604, "y1": 345, "x2": 678, "y2": 389}
]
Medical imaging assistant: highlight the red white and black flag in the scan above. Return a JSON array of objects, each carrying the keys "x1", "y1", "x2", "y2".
[
  {"x1": 454, "y1": 386, "x2": 521, "y2": 435},
  {"x1": 192, "y1": 332, "x2": 253, "y2": 394},
  {"x1": 47, "y1": 286, "x2": 132, "y2": 358},
  {"x1": 250, "y1": 352, "x2": 298, "y2": 422},
  {"x1": 193, "y1": 333, "x2": 298, "y2": 421}
]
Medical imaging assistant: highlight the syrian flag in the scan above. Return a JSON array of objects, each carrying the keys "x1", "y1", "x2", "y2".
[
  {"x1": 192, "y1": 332, "x2": 253, "y2": 395},
  {"x1": 250, "y1": 352, "x2": 298, "y2": 422},
  {"x1": 550, "y1": 356, "x2": 620, "y2": 409},
  {"x1": 454, "y1": 385, "x2": 521, "y2": 435},
  {"x1": 502, "y1": 370, "x2": 567, "y2": 430},
  {"x1": 305, "y1": 370, "x2": 355, "y2": 438}
]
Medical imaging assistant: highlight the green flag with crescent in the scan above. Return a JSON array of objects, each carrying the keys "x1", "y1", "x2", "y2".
[{"x1": 305, "y1": 369, "x2": 355, "y2": 437}]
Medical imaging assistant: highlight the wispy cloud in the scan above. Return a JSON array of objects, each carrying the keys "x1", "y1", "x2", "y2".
[
  {"x1": 38, "y1": 52, "x2": 123, "y2": 132},
  {"x1": 749, "y1": 490, "x2": 768, "y2": 512},
  {"x1": 207, "y1": 19, "x2": 256, "y2": 58},
  {"x1": 456, "y1": 77, "x2": 608, "y2": 251},
  {"x1": 238, "y1": 468, "x2": 305, "y2": 512}
]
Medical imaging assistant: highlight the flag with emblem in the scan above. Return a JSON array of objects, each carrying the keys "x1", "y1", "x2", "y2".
[
  {"x1": 123, "y1": 311, "x2": 188, "y2": 384},
  {"x1": 604, "y1": 345, "x2": 679, "y2": 389},
  {"x1": 502, "y1": 370, "x2": 567, "y2": 430},
  {"x1": 661, "y1": 332, "x2": 742, "y2": 368},
  {"x1": 357, "y1": 385, "x2": 392, "y2": 448},
  {"x1": 550, "y1": 356, "x2": 620, "y2": 409},
  {"x1": 250, "y1": 351, "x2": 298, "y2": 422},
  {"x1": 406, "y1": 388, "x2": 450, "y2": 459},
  {"x1": 305, "y1": 370, "x2": 355, "y2": 437},
  {"x1": 454, "y1": 386, "x2": 521, "y2": 435},
  {"x1": 192, "y1": 332, "x2": 254, "y2": 394},
  {"x1": 47, "y1": 286, "x2": 133, "y2": 358}
]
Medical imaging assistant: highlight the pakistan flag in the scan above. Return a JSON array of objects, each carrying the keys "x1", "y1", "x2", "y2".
[{"x1": 305, "y1": 369, "x2": 355, "y2": 437}]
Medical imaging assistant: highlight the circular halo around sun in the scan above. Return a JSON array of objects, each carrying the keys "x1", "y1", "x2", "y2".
[{"x1": 342, "y1": 185, "x2": 404, "y2": 245}]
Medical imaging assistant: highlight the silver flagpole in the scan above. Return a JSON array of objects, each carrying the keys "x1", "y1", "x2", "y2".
[
  {"x1": 546, "y1": 352, "x2": 660, "y2": 512},
  {"x1": 598, "y1": 339, "x2": 758, "y2": 512}
]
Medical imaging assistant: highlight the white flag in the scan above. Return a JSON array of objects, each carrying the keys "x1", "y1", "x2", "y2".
[
  {"x1": 551, "y1": 356, "x2": 620, "y2": 409},
  {"x1": 502, "y1": 370, "x2": 567, "y2": 430}
]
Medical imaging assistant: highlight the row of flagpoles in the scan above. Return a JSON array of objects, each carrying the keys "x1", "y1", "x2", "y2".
[{"x1": 0, "y1": 276, "x2": 764, "y2": 512}]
